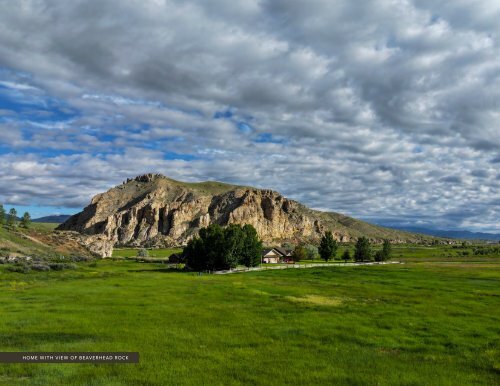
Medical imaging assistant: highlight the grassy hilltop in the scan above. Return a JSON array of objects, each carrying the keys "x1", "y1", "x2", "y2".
[{"x1": 0, "y1": 223, "x2": 92, "y2": 259}]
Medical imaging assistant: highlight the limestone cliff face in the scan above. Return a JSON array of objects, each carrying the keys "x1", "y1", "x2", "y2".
[{"x1": 57, "y1": 174, "x2": 428, "y2": 253}]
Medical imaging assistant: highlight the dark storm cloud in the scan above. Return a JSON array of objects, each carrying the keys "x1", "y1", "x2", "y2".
[{"x1": 0, "y1": 0, "x2": 498, "y2": 231}]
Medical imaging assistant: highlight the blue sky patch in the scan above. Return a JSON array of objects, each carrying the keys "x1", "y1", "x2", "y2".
[{"x1": 213, "y1": 110, "x2": 233, "y2": 119}]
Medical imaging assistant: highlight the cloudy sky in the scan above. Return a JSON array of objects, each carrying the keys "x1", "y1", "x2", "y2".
[{"x1": 0, "y1": 0, "x2": 499, "y2": 232}]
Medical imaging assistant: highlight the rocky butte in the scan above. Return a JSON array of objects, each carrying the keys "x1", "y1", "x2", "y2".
[{"x1": 57, "y1": 174, "x2": 430, "y2": 257}]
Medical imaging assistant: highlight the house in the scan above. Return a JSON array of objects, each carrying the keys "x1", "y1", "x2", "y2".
[
  {"x1": 261, "y1": 248, "x2": 282, "y2": 264},
  {"x1": 261, "y1": 247, "x2": 295, "y2": 263},
  {"x1": 275, "y1": 247, "x2": 294, "y2": 263}
]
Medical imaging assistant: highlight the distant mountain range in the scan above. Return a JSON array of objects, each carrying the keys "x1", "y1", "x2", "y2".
[
  {"x1": 389, "y1": 226, "x2": 500, "y2": 241},
  {"x1": 33, "y1": 215, "x2": 72, "y2": 223}
]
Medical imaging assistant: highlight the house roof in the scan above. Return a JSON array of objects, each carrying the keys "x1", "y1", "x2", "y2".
[
  {"x1": 275, "y1": 247, "x2": 292, "y2": 256},
  {"x1": 262, "y1": 248, "x2": 278, "y2": 256}
]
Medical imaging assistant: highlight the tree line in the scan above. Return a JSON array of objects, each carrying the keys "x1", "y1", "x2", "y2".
[
  {"x1": 0, "y1": 204, "x2": 31, "y2": 228},
  {"x1": 183, "y1": 223, "x2": 262, "y2": 271},
  {"x1": 180, "y1": 224, "x2": 392, "y2": 271},
  {"x1": 310, "y1": 231, "x2": 391, "y2": 263}
]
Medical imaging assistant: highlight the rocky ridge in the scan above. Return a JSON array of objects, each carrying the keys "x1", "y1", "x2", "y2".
[{"x1": 58, "y1": 174, "x2": 429, "y2": 257}]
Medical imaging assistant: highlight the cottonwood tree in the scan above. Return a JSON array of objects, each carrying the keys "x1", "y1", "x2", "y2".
[
  {"x1": 239, "y1": 224, "x2": 262, "y2": 267},
  {"x1": 292, "y1": 244, "x2": 308, "y2": 262},
  {"x1": 354, "y1": 237, "x2": 371, "y2": 262},
  {"x1": 20, "y1": 212, "x2": 31, "y2": 228},
  {"x1": 318, "y1": 231, "x2": 338, "y2": 262},
  {"x1": 304, "y1": 244, "x2": 319, "y2": 260}
]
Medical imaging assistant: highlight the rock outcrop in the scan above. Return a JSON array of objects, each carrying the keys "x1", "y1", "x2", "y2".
[{"x1": 57, "y1": 173, "x2": 429, "y2": 253}]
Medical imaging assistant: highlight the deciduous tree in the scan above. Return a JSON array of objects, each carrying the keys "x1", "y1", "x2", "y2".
[
  {"x1": 184, "y1": 224, "x2": 262, "y2": 271},
  {"x1": 240, "y1": 224, "x2": 262, "y2": 267},
  {"x1": 304, "y1": 244, "x2": 318, "y2": 260},
  {"x1": 292, "y1": 244, "x2": 307, "y2": 262}
]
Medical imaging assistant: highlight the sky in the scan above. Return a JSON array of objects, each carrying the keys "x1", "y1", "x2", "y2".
[{"x1": 0, "y1": 0, "x2": 499, "y2": 232}]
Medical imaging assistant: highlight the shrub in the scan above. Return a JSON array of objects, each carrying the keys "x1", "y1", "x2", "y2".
[
  {"x1": 48, "y1": 263, "x2": 77, "y2": 271},
  {"x1": 137, "y1": 248, "x2": 149, "y2": 258},
  {"x1": 31, "y1": 263, "x2": 51, "y2": 271},
  {"x1": 7, "y1": 264, "x2": 31, "y2": 273}
]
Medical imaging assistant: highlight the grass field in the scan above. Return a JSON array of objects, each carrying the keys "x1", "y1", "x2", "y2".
[
  {"x1": 0, "y1": 258, "x2": 499, "y2": 385},
  {"x1": 112, "y1": 248, "x2": 182, "y2": 259}
]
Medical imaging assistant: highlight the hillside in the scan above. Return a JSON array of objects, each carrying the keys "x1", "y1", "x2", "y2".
[
  {"x1": 58, "y1": 173, "x2": 432, "y2": 250},
  {"x1": 390, "y1": 226, "x2": 500, "y2": 241},
  {"x1": 0, "y1": 223, "x2": 94, "y2": 259}
]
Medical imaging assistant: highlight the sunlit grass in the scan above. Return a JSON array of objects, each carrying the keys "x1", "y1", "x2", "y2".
[{"x1": 0, "y1": 259, "x2": 499, "y2": 385}]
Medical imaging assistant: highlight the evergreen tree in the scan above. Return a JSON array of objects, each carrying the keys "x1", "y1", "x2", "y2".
[
  {"x1": 318, "y1": 231, "x2": 338, "y2": 262},
  {"x1": 354, "y1": 237, "x2": 371, "y2": 262},
  {"x1": 7, "y1": 208, "x2": 17, "y2": 227},
  {"x1": 382, "y1": 239, "x2": 392, "y2": 261},
  {"x1": 342, "y1": 249, "x2": 350, "y2": 263},
  {"x1": 20, "y1": 212, "x2": 31, "y2": 228},
  {"x1": 184, "y1": 224, "x2": 262, "y2": 271},
  {"x1": 0, "y1": 204, "x2": 5, "y2": 225}
]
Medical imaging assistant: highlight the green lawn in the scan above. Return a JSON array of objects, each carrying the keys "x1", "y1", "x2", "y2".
[
  {"x1": 112, "y1": 248, "x2": 182, "y2": 259},
  {"x1": 0, "y1": 259, "x2": 499, "y2": 385}
]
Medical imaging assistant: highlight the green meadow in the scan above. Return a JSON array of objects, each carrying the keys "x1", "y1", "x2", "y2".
[
  {"x1": 0, "y1": 255, "x2": 499, "y2": 385},
  {"x1": 112, "y1": 248, "x2": 183, "y2": 259}
]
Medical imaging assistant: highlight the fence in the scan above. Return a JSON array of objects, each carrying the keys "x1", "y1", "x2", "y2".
[{"x1": 212, "y1": 261, "x2": 400, "y2": 275}]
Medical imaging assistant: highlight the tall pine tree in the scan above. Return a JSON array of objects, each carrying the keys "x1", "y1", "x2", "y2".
[
  {"x1": 7, "y1": 208, "x2": 17, "y2": 227},
  {"x1": 354, "y1": 237, "x2": 371, "y2": 262},
  {"x1": 0, "y1": 204, "x2": 5, "y2": 225},
  {"x1": 20, "y1": 212, "x2": 31, "y2": 228}
]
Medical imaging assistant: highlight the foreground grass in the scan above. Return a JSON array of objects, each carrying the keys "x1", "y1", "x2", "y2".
[{"x1": 0, "y1": 261, "x2": 499, "y2": 385}]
